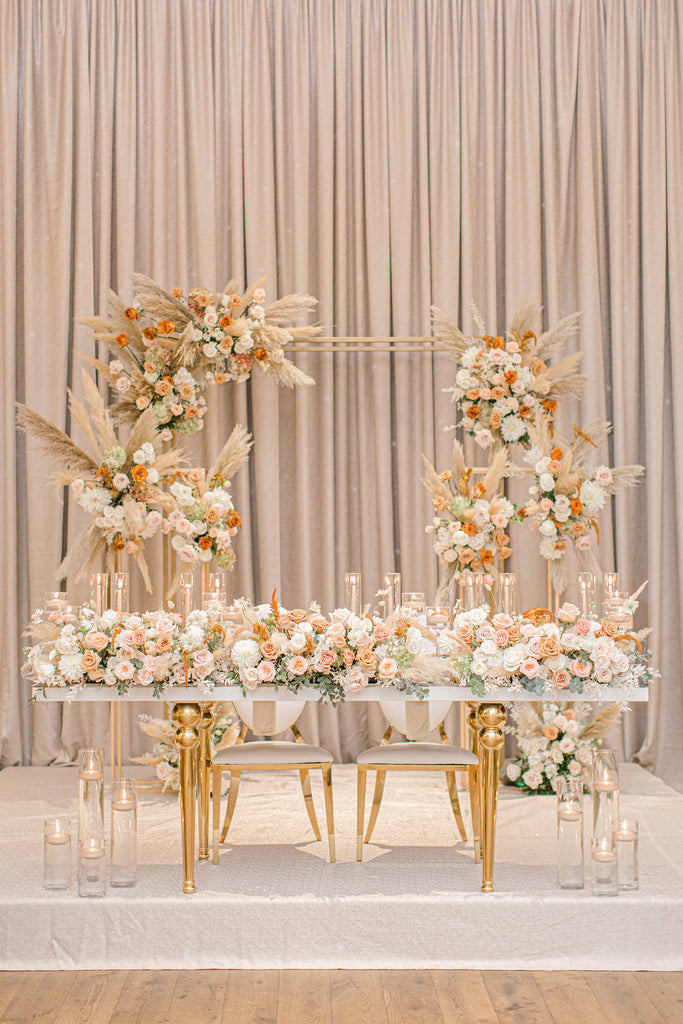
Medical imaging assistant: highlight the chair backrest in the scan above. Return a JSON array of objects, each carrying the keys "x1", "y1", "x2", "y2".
[
  {"x1": 379, "y1": 700, "x2": 453, "y2": 741},
  {"x1": 233, "y1": 699, "x2": 306, "y2": 737}
]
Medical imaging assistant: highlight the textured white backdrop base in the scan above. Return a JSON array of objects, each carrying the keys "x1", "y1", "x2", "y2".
[{"x1": 0, "y1": 763, "x2": 681, "y2": 970}]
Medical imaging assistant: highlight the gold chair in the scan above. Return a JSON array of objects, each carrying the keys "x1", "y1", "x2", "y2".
[
  {"x1": 356, "y1": 699, "x2": 480, "y2": 861},
  {"x1": 212, "y1": 699, "x2": 335, "y2": 863}
]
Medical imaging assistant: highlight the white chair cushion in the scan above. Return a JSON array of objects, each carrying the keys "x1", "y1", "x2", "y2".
[
  {"x1": 213, "y1": 741, "x2": 333, "y2": 766},
  {"x1": 357, "y1": 742, "x2": 478, "y2": 766}
]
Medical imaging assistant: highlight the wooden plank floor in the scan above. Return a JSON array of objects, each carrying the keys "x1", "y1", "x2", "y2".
[{"x1": 0, "y1": 970, "x2": 681, "y2": 1024}]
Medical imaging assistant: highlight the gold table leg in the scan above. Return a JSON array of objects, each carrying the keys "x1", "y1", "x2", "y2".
[
  {"x1": 173, "y1": 701, "x2": 202, "y2": 893},
  {"x1": 197, "y1": 701, "x2": 215, "y2": 860},
  {"x1": 477, "y1": 702, "x2": 507, "y2": 893}
]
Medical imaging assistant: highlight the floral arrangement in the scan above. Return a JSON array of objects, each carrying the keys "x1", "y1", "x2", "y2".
[
  {"x1": 17, "y1": 371, "x2": 185, "y2": 590},
  {"x1": 521, "y1": 418, "x2": 644, "y2": 593},
  {"x1": 78, "y1": 274, "x2": 321, "y2": 438},
  {"x1": 447, "y1": 599, "x2": 651, "y2": 698},
  {"x1": 504, "y1": 701, "x2": 622, "y2": 794},
  {"x1": 422, "y1": 441, "x2": 517, "y2": 603},
  {"x1": 432, "y1": 300, "x2": 587, "y2": 450},
  {"x1": 132, "y1": 703, "x2": 239, "y2": 790},
  {"x1": 164, "y1": 425, "x2": 252, "y2": 578}
]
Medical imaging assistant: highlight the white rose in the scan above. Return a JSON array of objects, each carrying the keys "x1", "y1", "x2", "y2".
[
  {"x1": 468, "y1": 607, "x2": 489, "y2": 627},
  {"x1": 539, "y1": 519, "x2": 557, "y2": 537},
  {"x1": 502, "y1": 644, "x2": 527, "y2": 673},
  {"x1": 595, "y1": 465, "x2": 613, "y2": 487},
  {"x1": 553, "y1": 495, "x2": 571, "y2": 522},
  {"x1": 522, "y1": 768, "x2": 543, "y2": 789},
  {"x1": 116, "y1": 376, "x2": 131, "y2": 393},
  {"x1": 535, "y1": 457, "x2": 551, "y2": 474},
  {"x1": 234, "y1": 336, "x2": 254, "y2": 353},
  {"x1": 576, "y1": 746, "x2": 592, "y2": 765},
  {"x1": 539, "y1": 473, "x2": 555, "y2": 493},
  {"x1": 506, "y1": 763, "x2": 521, "y2": 782}
]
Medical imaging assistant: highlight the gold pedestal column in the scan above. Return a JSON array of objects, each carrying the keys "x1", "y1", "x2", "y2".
[
  {"x1": 477, "y1": 702, "x2": 507, "y2": 893},
  {"x1": 197, "y1": 701, "x2": 216, "y2": 860},
  {"x1": 172, "y1": 702, "x2": 202, "y2": 893}
]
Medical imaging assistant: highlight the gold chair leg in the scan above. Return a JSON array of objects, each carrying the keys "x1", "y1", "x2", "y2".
[
  {"x1": 299, "y1": 768, "x2": 322, "y2": 841},
  {"x1": 469, "y1": 764, "x2": 482, "y2": 863},
  {"x1": 357, "y1": 765, "x2": 367, "y2": 861},
  {"x1": 322, "y1": 764, "x2": 335, "y2": 863},
  {"x1": 445, "y1": 770, "x2": 467, "y2": 842},
  {"x1": 364, "y1": 769, "x2": 387, "y2": 844},
  {"x1": 220, "y1": 770, "x2": 241, "y2": 842},
  {"x1": 212, "y1": 766, "x2": 222, "y2": 864}
]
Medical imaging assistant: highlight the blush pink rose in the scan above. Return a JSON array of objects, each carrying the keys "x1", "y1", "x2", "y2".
[
  {"x1": 256, "y1": 660, "x2": 276, "y2": 682},
  {"x1": 84, "y1": 631, "x2": 109, "y2": 651},
  {"x1": 576, "y1": 618, "x2": 591, "y2": 635},
  {"x1": 377, "y1": 658, "x2": 398, "y2": 680},
  {"x1": 373, "y1": 624, "x2": 391, "y2": 642},
  {"x1": 553, "y1": 669, "x2": 572, "y2": 689},
  {"x1": 521, "y1": 658, "x2": 540, "y2": 679},
  {"x1": 571, "y1": 658, "x2": 591, "y2": 678},
  {"x1": 492, "y1": 613, "x2": 514, "y2": 630},
  {"x1": 326, "y1": 624, "x2": 347, "y2": 648},
  {"x1": 317, "y1": 649, "x2": 335, "y2": 669},
  {"x1": 288, "y1": 656, "x2": 309, "y2": 677},
  {"x1": 494, "y1": 630, "x2": 509, "y2": 647},
  {"x1": 113, "y1": 660, "x2": 135, "y2": 680},
  {"x1": 527, "y1": 636, "x2": 542, "y2": 658}
]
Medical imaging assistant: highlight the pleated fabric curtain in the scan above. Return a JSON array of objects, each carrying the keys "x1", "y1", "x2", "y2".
[{"x1": 1, "y1": 1, "x2": 681, "y2": 786}]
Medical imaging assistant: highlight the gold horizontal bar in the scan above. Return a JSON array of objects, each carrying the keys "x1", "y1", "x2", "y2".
[{"x1": 288, "y1": 336, "x2": 451, "y2": 353}]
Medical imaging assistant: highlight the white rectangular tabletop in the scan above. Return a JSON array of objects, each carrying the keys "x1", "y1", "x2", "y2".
[{"x1": 35, "y1": 684, "x2": 649, "y2": 703}]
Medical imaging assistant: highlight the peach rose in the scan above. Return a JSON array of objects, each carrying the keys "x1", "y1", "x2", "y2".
[
  {"x1": 87, "y1": 668, "x2": 105, "y2": 682},
  {"x1": 494, "y1": 629, "x2": 509, "y2": 647},
  {"x1": 289, "y1": 609, "x2": 307, "y2": 623},
  {"x1": 571, "y1": 658, "x2": 592, "y2": 678},
  {"x1": 326, "y1": 624, "x2": 347, "y2": 648},
  {"x1": 288, "y1": 656, "x2": 309, "y2": 677},
  {"x1": 521, "y1": 658, "x2": 540, "y2": 679},
  {"x1": 256, "y1": 660, "x2": 276, "y2": 682},
  {"x1": 309, "y1": 615, "x2": 329, "y2": 633},
  {"x1": 454, "y1": 623, "x2": 474, "y2": 643},
  {"x1": 492, "y1": 613, "x2": 514, "y2": 630},
  {"x1": 317, "y1": 649, "x2": 336, "y2": 669},
  {"x1": 157, "y1": 634, "x2": 174, "y2": 653},
  {"x1": 84, "y1": 630, "x2": 109, "y2": 651},
  {"x1": 373, "y1": 624, "x2": 391, "y2": 642},
  {"x1": 489, "y1": 411, "x2": 503, "y2": 429},
  {"x1": 544, "y1": 725, "x2": 559, "y2": 740},
  {"x1": 343, "y1": 647, "x2": 355, "y2": 666},
  {"x1": 553, "y1": 669, "x2": 572, "y2": 689},
  {"x1": 80, "y1": 651, "x2": 100, "y2": 672},
  {"x1": 179, "y1": 383, "x2": 195, "y2": 400},
  {"x1": 377, "y1": 658, "x2": 398, "y2": 680},
  {"x1": 155, "y1": 379, "x2": 173, "y2": 397},
  {"x1": 260, "y1": 641, "x2": 278, "y2": 661},
  {"x1": 356, "y1": 647, "x2": 376, "y2": 671},
  {"x1": 539, "y1": 637, "x2": 561, "y2": 657},
  {"x1": 576, "y1": 618, "x2": 591, "y2": 635},
  {"x1": 113, "y1": 660, "x2": 135, "y2": 680}
]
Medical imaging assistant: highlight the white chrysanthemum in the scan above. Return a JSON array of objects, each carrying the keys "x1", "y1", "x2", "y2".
[
  {"x1": 540, "y1": 536, "x2": 563, "y2": 560},
  {"x1": 579, "y1": 479, "x2": 607, "y2": 514},
  {"x1": 59, "y1": 653, "x2": 84, "y2": 682},
  {"x1": 232, "y1": 639, "x2": 261, "y2": 671},
  {"x1": 500, "y1": 416, "x2": 527, "y2": 442}
]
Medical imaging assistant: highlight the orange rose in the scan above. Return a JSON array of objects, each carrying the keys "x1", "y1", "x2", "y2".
[
  {"x1": 142, "y1": 327, "x2": 157, "y2": 341},
  {"x1": 505, "y1": 370, "x2": 517, "y2": 385},
  {"x1": 466, "y1": 405, "x2": 480, "y2": 419},
  {"x1": 116, "y1": 333, "x2": 130, "y2": 347},
  {"x1": 470, "y1": 482, "x2": 485, "y2": 499},
  {"x1": 130, "y1": 464, "x2": 148, "y2": 484},
  {"x1": 213, "y1": 373, "x2": 228, "y2": 385},
  {"x1": 459, "y1": 549, "x2": 475, "y2": 564},
  {"x1": 550, "y1": 448, "x2": 564, "y2": 461},
  {"x1": 219, "y1": 314, "x2": 233, "y2": 328},
  {"x1": 462, "y1": 522, "x2": 478, "y2": 536},
  {"x1": 539, "y1": 637, "x2": 561, "y2": 657},
  {"x1": 491, "y1": 386, "x2": 505, "y2": 400},
  {"x1": 254, "y1": 348, "x2": 268, "y2": 362},
  {"x1": 490, "y1": 336, "x2": 505, "y2": 349},
  {"x1": 544, "y1": 725, "x2": 559, "y2": 740},
  {"x1": 227, "y1": 511, "x2": 241, "y2": 529},
  {"x1": 309, "y1": 615, "x2": 329, "y2": 633},
  {"x1": 112, "y1": 535, "x2": 125, "y2": 552},
  {"x1": 489, "y1": 411, "x2": 503, "y2": 429},
  {"x1": 171, "y1": 287, "x2": 183, "y2": 298},
  {"x1": 124, "y1": 307, "x2": 140, "y2": 321},
  {"x1": 454, "y1": 623, "x2": 474, "y2": 643},
  {"x1": 480, "y1": 548, "x2": 494, "y2": 564},
  {"x1": 543, "y1": 399, "x2": 558, "y2": 413},
  {"x1": 518, "y1": 404, "x2": 532, "y2": 418},
  {"x1": 198, "y1": 535, "x2": 213, "y2": 550},
  {"x1": 186, "y1": 406, "x2": 199, "y2": 417},
  {"x1": 157, "y1": 320, "x2": 175, "y2": 334},
  {"x1": 260, "y1": 641, "x2": 278, "y2": 660},
  {"x1": 570, "y1": 498, "x2": 583, "y2": 515}
]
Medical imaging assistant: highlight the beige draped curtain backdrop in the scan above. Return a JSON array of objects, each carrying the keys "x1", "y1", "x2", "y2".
[{"x1": 1, "y1": 1, "x2": 681, "y2": 786}]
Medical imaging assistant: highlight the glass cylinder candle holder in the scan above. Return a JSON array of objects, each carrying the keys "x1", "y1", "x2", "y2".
[
  {"x1": 89, "y1": 573, "x2": 109, "y2": 615},
  {"x1": 62, "y1": 604, "x2": 82, "y2": 625},
  {"x1": 495, "y1": 573, "x2": 517, "y2": 616},
  {"x1": 578, "y1": 571, "x2": 599, "y2": 617},
  {"x1": 591, "y1": 837, "x2": 618, "y2": 896},
  {"x1": 78, "y1": 748, "x2": 105, "y2": 846},
  {"x1": 426, "y1": 605, "x2": 450, "y2": 655},
  {"x1": 79, "y1": 839, "x2": 106, "y2": 897},
  {"x1": 556, "y1": 777, "x2": 584, "y2": 889},
  {"x1": 203, "y1": 592, "x2": 225, "y2": 614},
  {"x1": 602, "y1": 593, "x2": 633, "y2": 630},
  {"x1": 110, "y1": 778, "x2": 137, "y2": 888},
  {"x1": 613, "y1": 817, "x2": 639, "y2": 890},
  {"x1": 344, "y1": 573, "x2": 362, "y2": 616},
  {"x1": 603, "y1": 571, "x2": 620, "y2": 598},
  {"x1": 44, "y1": 591, "x2": 68, "y2": 618},
  {"x1": 112, "y1": 572, "x2": 129, "y2": 616},
  {"x1": 44, "y1": 818, "x2": 72, "y2": 890},
  {"x1": 401, "y1": 592, "x2": 425, "y2": 614},
  {"x1": 208, "y1": 572, "x2": 226, "y2": 595},
  {"x1": 383, "y1": 573, "x2": 401, "y2": 619},
  {"x1": 222, "y1": 602, "x2": 244, "y2": 624},
  {"x1": 463, "y1": 574, "x2": 485, "y2": 611},
  {"x1": 179, "y1": 572, "x2": 194, "y2": 622},
  {"x1": 592, "y1": 749, "x2": 620, "y2": 841}
]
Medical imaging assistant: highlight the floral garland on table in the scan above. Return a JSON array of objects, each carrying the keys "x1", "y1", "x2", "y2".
[
  {"x1": 432, "y1": 300, "x2": 587, "y2": 451},
  {"x1": 422, "y1": 441, "x2": 517, "y2": 604},
  {"x1": 504, "y1": 701, "x2": 622, "y2": 794},
  {"x1": 446, "y1": 599, "x2": 652, "y2": 698},
  {"x1": 78, "y1": 274, "x2": 320, "y2": 438},
  {"x1": 132, "y1": 703, "x2": 239, "y2": 791},
  {"x1": 16, "y1": 371, "x2": 185, "y2": 591},
  {"x1": 521, "y1": 418, "x2": 644, "y2": 593}
]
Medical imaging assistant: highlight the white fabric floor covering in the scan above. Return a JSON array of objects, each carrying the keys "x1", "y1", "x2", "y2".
[{"x1": 0, "y1": 763, "x2": 681, "y2": 971}]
